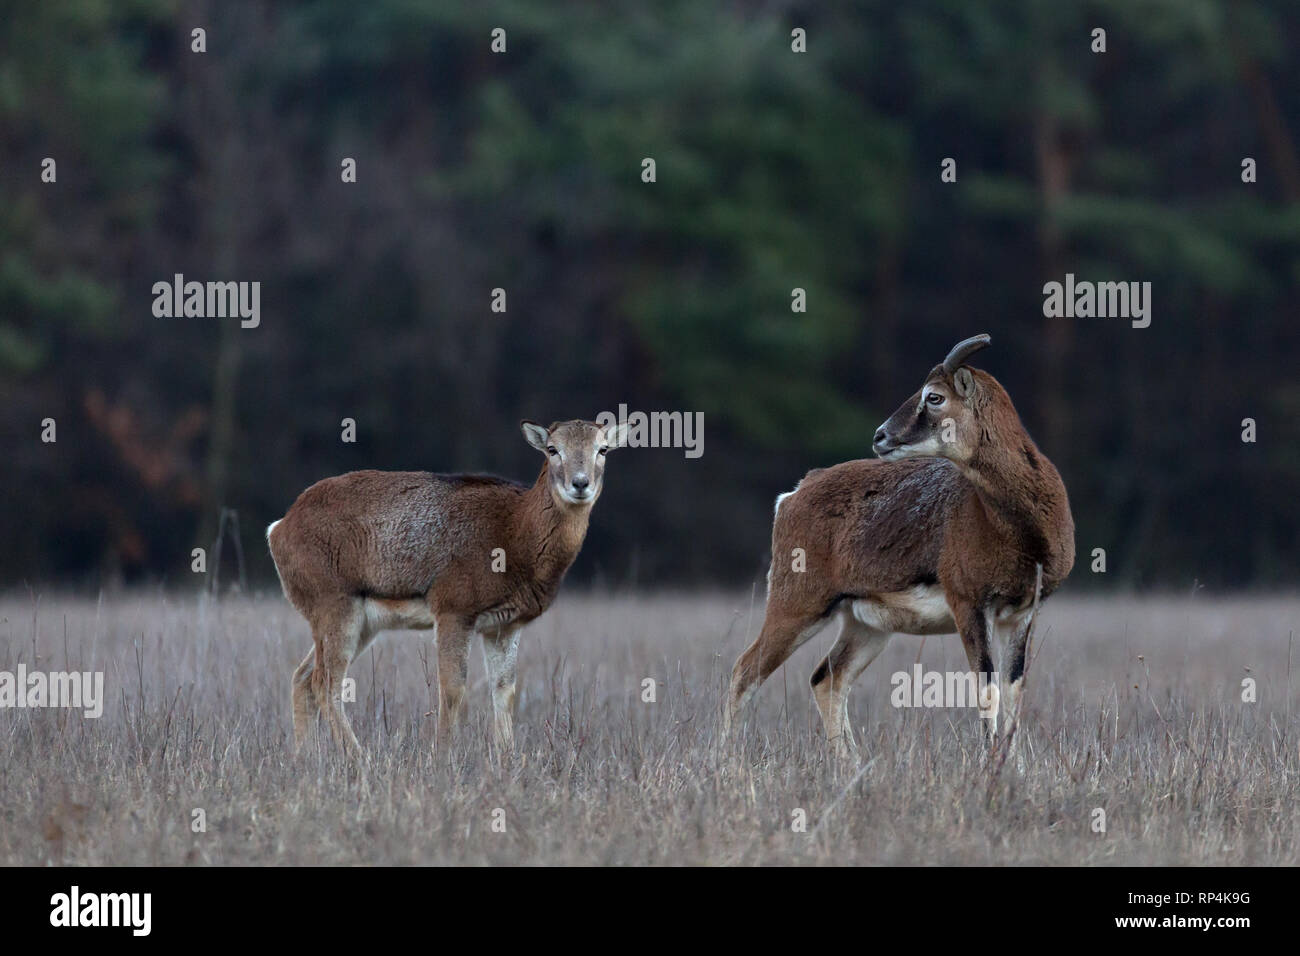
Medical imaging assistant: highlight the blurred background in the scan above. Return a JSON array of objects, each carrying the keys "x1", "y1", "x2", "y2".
[{"x1": 2, "y1": 0, "x2": 1297, "y2": 591}]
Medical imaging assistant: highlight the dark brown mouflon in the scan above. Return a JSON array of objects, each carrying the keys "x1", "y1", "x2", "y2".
[
  {"x1": 725, "y1": 334, "x2": 1075, "y2": 753},
  {"x1": 267, "y1": 418, "x2": 628, "y2": 757}
]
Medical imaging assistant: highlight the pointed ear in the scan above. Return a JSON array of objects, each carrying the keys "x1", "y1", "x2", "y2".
[
  {"x1": 953, "y1": 367, "x2": 975, "y2": 398},
  {"x1": 601, "y1": 420, "x2": 630, "y2": 449},
  {"x1": 520, "y1": 420, "x2": 550, "y2": 451}
]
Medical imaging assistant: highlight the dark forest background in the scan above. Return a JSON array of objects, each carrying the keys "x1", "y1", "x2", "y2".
[{"x1": 2, "y1": 0, "x2": 1298, "y2": 591}]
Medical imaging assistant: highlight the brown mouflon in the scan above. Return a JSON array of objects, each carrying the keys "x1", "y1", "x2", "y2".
[
  {"x1": 725, "y1": 334, "x2": 1075, "y2": 754},
  {"x1": 267, "y1": 418, "x2": 629, "y2": 758}
]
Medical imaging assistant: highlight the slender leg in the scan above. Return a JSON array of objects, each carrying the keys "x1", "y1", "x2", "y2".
[
  {"x1": 291, "y1": 648, "x2": 318, "y2": 749},
  {"x1": 952, "y1": 602, "x2": 999, "y2": 746},
  {"x1": 1000, "y1": 613, "x2": 1032, "y2": 771},
  {"x1": 725, "y1": 605, "x2": 830, "y2": 737},
  {"x1": 1002, "y1": 613, "x2": 1032, "y2": 729},
  {"x1": 809, "y1": 608, "x2": 892, "y2": 756},
  {"x1": 480, "y1": 625, "x2": 522, "y2": 752},
  {"x1": 309, "y1": 596, "x2": 365, "y2": 760},
  {"x1": 435, "y1": 614, "x2": 472, "y2": 752}
]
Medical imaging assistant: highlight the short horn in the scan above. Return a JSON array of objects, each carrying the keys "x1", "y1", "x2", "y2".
[{"x1": 942, "y1": 333, "x2": 992, "y2": 373}]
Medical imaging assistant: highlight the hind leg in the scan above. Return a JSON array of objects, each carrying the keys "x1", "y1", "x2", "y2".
[
  {"x1": 810, "y1": 608, "x2": 892, "y2": 756},
  {"x1": 308, "y1": 596, "x2": 365, "y2": 760},
  {"x1": 291, "y1": 648, "x2": 318, "y2": 749},
  {"x1": 725, "y1": 604, "x2": 831, "y2": 737},
  {"x1": 480, "y1": 624, "x2": 522, "y2": 753}
]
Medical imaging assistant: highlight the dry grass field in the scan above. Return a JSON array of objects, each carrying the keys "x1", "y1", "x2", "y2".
[{"x1": 1, "y1": 590, "x2": 1296, "y2": 865}]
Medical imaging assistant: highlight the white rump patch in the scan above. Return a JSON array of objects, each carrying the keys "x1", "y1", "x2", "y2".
[{"x1": 265, "y1": 518, "x2": 281, "y2": 542}]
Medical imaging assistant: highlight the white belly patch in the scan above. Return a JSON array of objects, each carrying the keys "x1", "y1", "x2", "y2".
[
  {"x1": 363, "y1": 596, "x2": 437, "y2": 635},
  {"x1": 851, "y1": 585, "x2": 955, "y2": 635}
]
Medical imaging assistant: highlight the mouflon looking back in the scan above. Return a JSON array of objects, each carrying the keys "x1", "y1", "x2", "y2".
[
  {"x1": 724, "y1": 334, "x2": 1074, "y2": 754},
  {"x1": 267, "y1": 418, "x2": 629, "y2": 758}
]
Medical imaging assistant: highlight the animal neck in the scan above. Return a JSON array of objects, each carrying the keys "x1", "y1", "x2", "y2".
[
  {"x1": 523, "y1": 464, "x2": 592, "y2": 582},
  {"x1": 961, "y1": 422, "x2": 1073, "y2": 579}
]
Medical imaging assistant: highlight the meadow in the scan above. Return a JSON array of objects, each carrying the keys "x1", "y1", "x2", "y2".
[{"x1": 1, "y1": 591, "x2": 1296, "y2": 865}]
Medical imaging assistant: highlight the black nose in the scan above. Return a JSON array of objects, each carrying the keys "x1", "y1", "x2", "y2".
[
  {"x1": 873, "y1": 428, "x2": 888, "y2": 445},
  {"x1": 572, "y1": 477, "x2": 590, "y2": 491}
]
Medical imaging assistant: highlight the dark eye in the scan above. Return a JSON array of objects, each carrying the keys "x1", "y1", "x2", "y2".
[
  {"x1": 546, "y1": 446, "x2": 558, "y2": 456},
  {"x1": 926, "y1": 393, "x2": 945, "y2": 406},
  {"x1": 597, "y1": 447, "x2": 608, "y2": 457}
]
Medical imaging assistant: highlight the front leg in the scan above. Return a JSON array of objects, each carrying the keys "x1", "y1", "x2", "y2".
[
  {"x1": 1001, "y1": 611, "x2": 1032, "y2": 729},
  {"x1": 480, "y1": 624, "x2": 522, "y2": 753},
  {"x1": 435, "y1": 614, "x2": 472, "y2": 752},
  {"x1": 951, "y1": 600, "x2": 999, "y2": 746},
  {"x1": 998, "y1": 610, "x2": 1034, "y2": 774}
]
